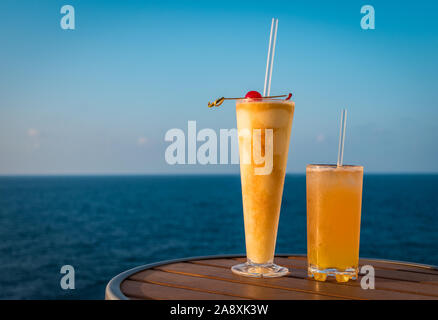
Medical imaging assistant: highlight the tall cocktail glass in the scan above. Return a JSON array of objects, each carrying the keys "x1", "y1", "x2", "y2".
[{"x1": 231, "y1": 98, "x2": 294, "y2": 278}]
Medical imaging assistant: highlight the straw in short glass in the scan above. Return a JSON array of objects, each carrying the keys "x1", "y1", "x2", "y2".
[{"x1": 337, "y1": 109, "x2": 347, "y2": 167}]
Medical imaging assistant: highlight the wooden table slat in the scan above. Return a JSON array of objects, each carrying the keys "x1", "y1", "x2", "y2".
[
  {"x1": 156, "y1": 262, "x2": 355, "y2": 300},
  {"x1": 130, "y1": 269, "x2": 341, "y2": 300},
  {"x1": 195, "y1": 256, "x2": 438, "y2": 285},
  {"x1": 156, "y1": 262, "x2": 437, "y2": 300},
  {"x1": 270, "y1": 257, "x2": 438, "y2": 284},
  {"x1": 358, "y1": 258, "x2": 438, "y2": 275},
  {"x1": 191, "y1": 259, "x2": 239, "y2": 268},
  {"x1": 121, "y1": 280, "x2": 248, "y2": 300},
  {"x1": 281, "y1": 256, "x2": 438, "y2": 275}
]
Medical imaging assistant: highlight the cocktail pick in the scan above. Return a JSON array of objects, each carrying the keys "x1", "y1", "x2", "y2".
[{"x1": 208, "y1": 93, "x2": 292, "y2": 108}]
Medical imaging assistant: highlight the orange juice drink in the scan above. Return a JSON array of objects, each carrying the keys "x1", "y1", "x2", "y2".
[
  {"x1": 306, "y1": 164, "x2": 363, "y2": 282},
  {"x1": 231, "y1": 98, "x2": 294, "y2": 278}
]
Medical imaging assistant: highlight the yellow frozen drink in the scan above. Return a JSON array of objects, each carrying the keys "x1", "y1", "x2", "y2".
[{"x1": 232, "y1": 93, "x2": 294, "y2": 277}]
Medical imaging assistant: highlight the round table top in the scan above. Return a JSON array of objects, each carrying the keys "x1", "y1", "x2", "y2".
[{"x1": 105, "y1": 254, "x2": 438, "y2": 300}]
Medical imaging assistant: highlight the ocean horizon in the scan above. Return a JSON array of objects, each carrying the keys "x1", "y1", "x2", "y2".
[
  {"x1": 2, "y1": 172, "x2": 438, "y2": 176},
  {"x1": 1, "y1": 174, "x2": 437, "y2": 299}
]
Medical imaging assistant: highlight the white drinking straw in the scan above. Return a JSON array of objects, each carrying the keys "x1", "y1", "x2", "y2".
[
  {"x1": 263, "y1": 18, "x2": 279, "y2": 97},
  {"x1": 337, "y1": 109, "x2": 347, "y2": 167}
]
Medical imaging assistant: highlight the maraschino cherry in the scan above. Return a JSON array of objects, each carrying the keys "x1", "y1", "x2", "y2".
[{"x1": 245, "y1": 91, "x2": 263, "y2": 99}]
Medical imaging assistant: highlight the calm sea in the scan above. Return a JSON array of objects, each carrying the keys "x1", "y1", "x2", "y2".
[{"x1": 0, "y1": 175, "x2": 437, "y2": 299}]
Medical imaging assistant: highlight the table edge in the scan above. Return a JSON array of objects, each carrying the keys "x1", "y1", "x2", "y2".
[{"x1": 105, "y1": 253, "x2": 438, "y2": 300}]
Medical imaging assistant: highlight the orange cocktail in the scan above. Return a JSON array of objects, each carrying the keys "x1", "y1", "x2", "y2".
[
  {"x1": 306, "y1": 164, "x2": 363, "y2": 282},
  {"x1": 231, "y1": 97, "x2": 294, "y2": 278}
]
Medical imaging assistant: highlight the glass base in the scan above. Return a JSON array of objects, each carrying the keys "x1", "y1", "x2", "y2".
[
  {"x1": 308, "y1": 265, "x2": 358, "y2": 283},
  {"x1": 231, "y1": 261, "x2": 289, "y2": 278}
]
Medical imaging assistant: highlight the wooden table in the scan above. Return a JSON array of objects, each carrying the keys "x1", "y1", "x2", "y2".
[{"x1": 105, "y1": 254, "x2": 438, "y2": 300}]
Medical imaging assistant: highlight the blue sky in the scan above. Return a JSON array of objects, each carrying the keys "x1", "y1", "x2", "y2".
[{"x1": 0, "y1": 0, "x2": 437, "y2": 174}]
